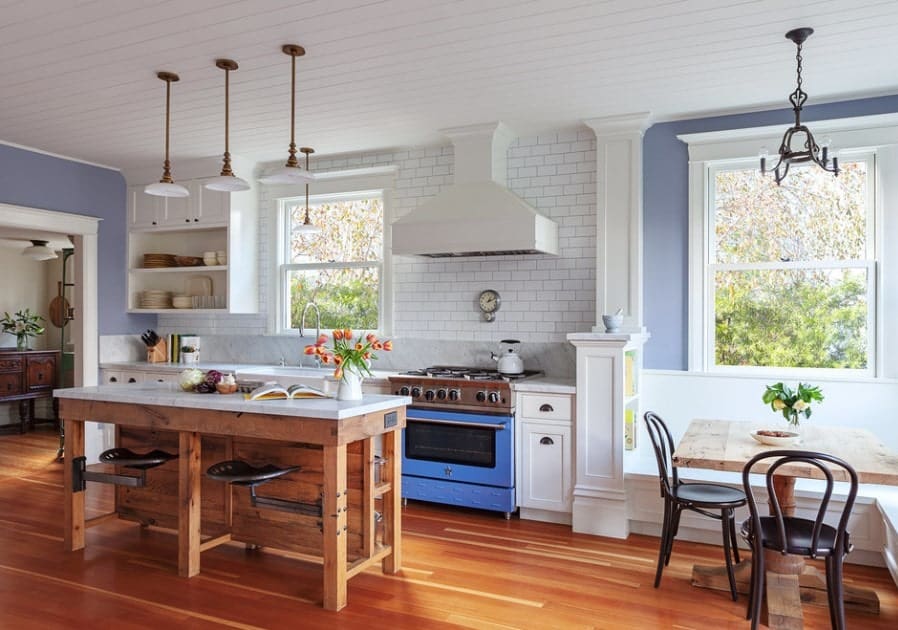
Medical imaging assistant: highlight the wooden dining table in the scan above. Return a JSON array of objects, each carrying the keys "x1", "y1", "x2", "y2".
[{"x1": 673, "y1": 418, "x2": 898, "y2": 630}]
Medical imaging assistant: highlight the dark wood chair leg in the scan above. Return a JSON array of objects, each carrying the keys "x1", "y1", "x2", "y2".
[
  {"x1": 832, "y1": 555, "x2": 846, "y2": 630},
  {"x1": 654, "y1": 499, "x2": 671, "y2": 587},
  {"x1": 728, "y1": 511, "x2": 740, "y2": 564},
  {"x1": 825, "y1": 556, "x2": 838, "y2": 630},
  {"x1": 720, "y1": 511, "x2": 737, "y2": 601},
  {"x1": 665, "y1": 506, "x2": 682, "y2": 566},
  {"x1": 749, "y1": 543, "x2": 764, "y2": 630}
]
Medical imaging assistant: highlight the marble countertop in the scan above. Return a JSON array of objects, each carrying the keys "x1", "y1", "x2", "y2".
[
  {"x1": 55, "y1": 381, "x2": 411, "y2": 420},
  {"x1": 512, "y1": 377, "x2": 576, "y2": 394}
]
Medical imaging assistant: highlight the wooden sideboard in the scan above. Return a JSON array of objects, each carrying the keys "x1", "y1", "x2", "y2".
[{"x1": 0, "y1": 349, "x2": 59, "y2": 433}]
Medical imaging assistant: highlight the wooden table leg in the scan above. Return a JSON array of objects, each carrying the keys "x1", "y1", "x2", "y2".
[
  {"x1": 178, "y1": 431, "x2": 201, "y2": 578},
  {"x1": 322, "y1": 444, "x2": 348, "y2": 611},
  {"x1": 382, "y1": 428, "x2": 402, "y2": 574},
  {"x1": 63, "y1": 418, "x2": 85, "y2": 551}
]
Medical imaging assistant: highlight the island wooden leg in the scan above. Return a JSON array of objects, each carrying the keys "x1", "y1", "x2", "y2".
[
  {"x1": 382, "y1": 428, "x2": 402, "y2": 574},
  {"x1": 322, "y1": 444, "x2": 348, "y2": 611},
  {"x1": 178, "y1": 431, "x2": 201, "y2": 578},
  {"x1": 63, "y1": 418, "x2": 85, "y2": 551}
]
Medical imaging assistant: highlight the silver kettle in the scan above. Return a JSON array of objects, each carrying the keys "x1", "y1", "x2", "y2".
[{"x1": 491, "y1": 339, "x2": 524, "y2": 374}]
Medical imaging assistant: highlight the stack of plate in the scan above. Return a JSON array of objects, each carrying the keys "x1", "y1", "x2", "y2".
[
  {"x1": 140, "y1": 290, "x2": 172, "y2": 309},
  {"x1": 172, "y1": 295, "x2": 192, "y2": 309},
  {"x1": 143, "y1": 253, "x2": 177, "y2": 268}
]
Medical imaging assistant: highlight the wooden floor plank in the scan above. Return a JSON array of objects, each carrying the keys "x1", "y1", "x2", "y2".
[{"x1": 0, "y1": 428, "x2": 896, "y2": 628}]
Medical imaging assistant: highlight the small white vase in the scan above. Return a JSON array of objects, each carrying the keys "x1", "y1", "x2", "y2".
[{"x1": 337, "y1": 368, "x2": 364, "y2": 401}]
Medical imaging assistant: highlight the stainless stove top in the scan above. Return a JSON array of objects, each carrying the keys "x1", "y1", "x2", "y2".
[{"x1": 388, "y1": 365, "x2": 542, "y2": 412}]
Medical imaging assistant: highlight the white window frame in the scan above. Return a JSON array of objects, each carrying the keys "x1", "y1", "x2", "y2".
[
  {"x1": 266, "y1": 167, "x2": 396, "y2": 337},
  {"x1": 681, "y1": 113, "x2": 898, "y2": 379}
]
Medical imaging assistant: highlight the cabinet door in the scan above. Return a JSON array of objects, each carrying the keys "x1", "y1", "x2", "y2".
[
  {"x1": 101, "y1": 370, "x2": 138, "y2": 384},
  {"x1": 128, "y1": 186, "x2": 164, "y2": 229},
  {"x1": 143, "y1": 371, "x2": 179, "y2": 384},
  {"x1": 194, "y1": 184, "x2": 229, "y2": 225},
  {"x1": 0, "y1": 372, "x2": 22, "y2": 397},
  {"x1": 520, "y1": 422, "x2": 572, "y2": 512},
  {"x1": 163, "y1": 194, "x2": 194, "y2": 227}
]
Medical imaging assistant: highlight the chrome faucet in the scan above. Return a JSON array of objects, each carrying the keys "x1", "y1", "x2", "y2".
[{"x1": 299, "y1": 302, "x2": 321, "y2": 341}]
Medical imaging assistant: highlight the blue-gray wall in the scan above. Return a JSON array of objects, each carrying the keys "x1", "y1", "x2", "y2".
[
  {"x1": 0, "y1": 143, "x2": 154, "y2": 334},
  {"x1": 643, "y1": 93, "x2": 898, "y2": 370}
]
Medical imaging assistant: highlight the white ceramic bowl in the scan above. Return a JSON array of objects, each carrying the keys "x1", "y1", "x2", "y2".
[{"x1": 750, "y1": 430, "x2": 800, "y2": 446}]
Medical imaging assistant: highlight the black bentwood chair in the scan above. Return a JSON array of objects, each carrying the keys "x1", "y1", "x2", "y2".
[
  {"x1": 741, "y1": 450, "x2": 858, "y2": 630},
  {"x1": 643, "y1": 412, "x2": 747, "y2": 600}
]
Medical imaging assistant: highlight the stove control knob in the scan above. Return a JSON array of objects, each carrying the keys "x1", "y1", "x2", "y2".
[
  {"x1": 476, "y1": 391, "x2": 486, "y2": 402},
  {"x1": 448, "y1": 389, "x2": 460, "y2": 401},
  {"x1": 488, "y1": 391, "x2": 500, "y2": 404},
  {"x1": 424, "y1": 389, "x2": 436, "y2": 401},
  {"x1": 436, "y1": 388, "x2": 447, "y2": 400},
  {"x1": 411, "y1": 387, "x2": 421, "y2": 399},
  {"x1": 399, "y1": 386, "x2": 410, "y2": 396}
]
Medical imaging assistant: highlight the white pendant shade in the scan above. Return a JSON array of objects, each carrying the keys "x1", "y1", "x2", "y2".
[
  {"x1": 145, "y1": 181, "x2": 190, "y2": 197},
  {"x1": 293, "y1": 222, "x2": 321, "y2": 235},
  {"x1": 204, "y1": 174, "x2": 250, "y2": 192},
  {"x1": 22, "y1": 240, "x2": 57, "y2": 261},
  {"x1": 260, "y1": 166, "x2": 315, "y2": 185}
]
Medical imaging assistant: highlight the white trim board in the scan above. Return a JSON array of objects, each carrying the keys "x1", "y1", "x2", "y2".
[{"x1": 0, "y1": 140, "x2": 119, "y2": 172}]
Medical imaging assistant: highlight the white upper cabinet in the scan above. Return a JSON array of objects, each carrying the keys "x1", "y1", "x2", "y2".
[{"x1": 129, "y1": 180, "x2": 230, "y2": 230}]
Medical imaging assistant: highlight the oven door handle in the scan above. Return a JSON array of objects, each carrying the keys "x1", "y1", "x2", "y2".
[{"x1": 407, "y1": 417, "x2": 507, "y2": 431}]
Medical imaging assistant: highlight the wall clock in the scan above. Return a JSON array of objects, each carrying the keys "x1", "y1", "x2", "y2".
[{"x1": 478, "y1": 289, "x2": 501, "y2": 322}]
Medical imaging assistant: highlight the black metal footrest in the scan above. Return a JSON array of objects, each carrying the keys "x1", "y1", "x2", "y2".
[
  {"x1": 206, "y1": 460, "x2": 317, "y2": 515},
  {"x1": 72, "y1": 448, "x2": 177, "y2": 493}
]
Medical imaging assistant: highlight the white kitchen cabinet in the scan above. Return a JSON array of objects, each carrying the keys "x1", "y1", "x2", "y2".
[
  {"x1": 126, "y1": 178, "x2": 258, "y2": 314},
  {"x1": 100, "y1": 369, "x2": 140, "y2": 384},
  {"x1": 516, "y1": 392, "x2": 575, "y2": 524}
]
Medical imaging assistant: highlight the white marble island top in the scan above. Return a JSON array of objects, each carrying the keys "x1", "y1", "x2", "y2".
[{"x1": 55, "y1": 381, "x2": 411, "y2": 421}]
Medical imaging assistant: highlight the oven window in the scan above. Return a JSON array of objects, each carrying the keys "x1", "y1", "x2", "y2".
[{"x1": 405, "y1": 420, "x2": 496, "y2": 468}]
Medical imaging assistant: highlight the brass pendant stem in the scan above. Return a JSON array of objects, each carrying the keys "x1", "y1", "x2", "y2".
[
  {"x1": 155, "y1": 71, "x2": 180, "y2": 184},
  {"x1": 301, "y1": 147, "x2": 314, "y2": 225},
  {"x1": 280, "y1": 45, "x2": 306, "y2": 169},
  {"x1": 215, "y1": 59, "x2": 239, "y2": 178}
]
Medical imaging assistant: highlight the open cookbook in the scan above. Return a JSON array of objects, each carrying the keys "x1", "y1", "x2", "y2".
[{"x1": 245, "y1": 382, "x2": 332, "y2": 401}]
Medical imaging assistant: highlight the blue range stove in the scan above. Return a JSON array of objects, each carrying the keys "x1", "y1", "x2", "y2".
[{"x1": 388, "y1": 366, "x2": 541, "y2": 519}]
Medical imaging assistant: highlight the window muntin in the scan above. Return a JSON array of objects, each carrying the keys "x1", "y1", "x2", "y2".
[
  {"x1": 706, "y1": 156, "x2": 875, "y2": 372},
  {"x1": 279, "y1": 191, "x2": 384, "y2": 333}
]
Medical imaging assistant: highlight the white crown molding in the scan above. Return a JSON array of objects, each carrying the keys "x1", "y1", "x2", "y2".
[{"x1": 0, "y1": 139, "x2": 120, "y2": 172}]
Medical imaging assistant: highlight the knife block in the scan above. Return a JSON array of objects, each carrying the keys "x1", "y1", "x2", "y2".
[{"x1": 147, "y1": 339, "x2": 167, "y2": 363}]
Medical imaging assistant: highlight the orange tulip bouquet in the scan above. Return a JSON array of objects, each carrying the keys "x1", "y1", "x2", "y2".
[{"x1": 304, "y1": 329, "x2": 393, "y2": 380}]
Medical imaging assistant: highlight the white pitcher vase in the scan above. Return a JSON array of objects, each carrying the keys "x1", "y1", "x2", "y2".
[{"x1": 337, "y1": 367, "x2": 364, "y2": 401}]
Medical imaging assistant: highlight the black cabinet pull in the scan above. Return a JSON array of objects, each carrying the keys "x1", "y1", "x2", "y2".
[
  {"x1": 128, "y1": 377, "x2": 137, "y2": 383},
  {"x1": 109, "y1": 377, "x2": 118, "y2": 383},
  {"x1": 539, "y1": 403, "x2": 554, "y2": 412},
  {"x1": 539, "y1": 436, "x2": 554, "y2": 446}
]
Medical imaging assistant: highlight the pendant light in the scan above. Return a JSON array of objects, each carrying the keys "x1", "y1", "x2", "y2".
[
  {"x1": 260, "y1": 45, "x2": 314, "y2": 184},
  {"x1": 145, "y1": 72, "x2": 189, "y2": 197},
  {"x1": 760, "y1": 27, "x2": 840, "y2": 185},
  {"x1": 205, "y1": 59, "x2": 250, "y2": 192},
  {"x1": 22, "y1": 240, "x2": 57, "y2": 261},
  {"x1": 294, "y1": 147, "x2": 320, "y2": 234}
]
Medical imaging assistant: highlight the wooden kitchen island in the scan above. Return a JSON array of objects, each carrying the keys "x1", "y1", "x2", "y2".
[{"x1": 55, "y1": 382, "x2": 409, "y2": 611}]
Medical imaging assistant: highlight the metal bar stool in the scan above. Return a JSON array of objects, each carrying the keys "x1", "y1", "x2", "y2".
[
  {"x1": 72, "y1": 447, "x2": 177, "y2": 492},
  {"x1": 206, "y1": 460, "x2": 321, "y2": 516}
]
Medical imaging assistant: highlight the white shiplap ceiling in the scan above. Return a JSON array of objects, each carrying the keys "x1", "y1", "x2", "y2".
[{"x1": 1, "y1": 0, "x2": 897, "y2": 172}]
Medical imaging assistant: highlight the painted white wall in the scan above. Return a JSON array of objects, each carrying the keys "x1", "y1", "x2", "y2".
[{"x1": 0, "y1": 245, "x2": 51, "y2": 350}]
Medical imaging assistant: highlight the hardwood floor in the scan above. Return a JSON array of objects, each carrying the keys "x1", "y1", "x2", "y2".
[{"x1": 0, "y1": 429, "x2": 895, "y2": 629}]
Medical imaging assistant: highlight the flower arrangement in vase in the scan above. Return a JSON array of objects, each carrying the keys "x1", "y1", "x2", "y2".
[
  {"x1": 1, "y1": 308, "x2": 45, "y2": 350},
  {"x1": 762, "y1": 382, "x2": 824, "y2": 428},
  {"x1": 305, "y1": 329, "x2": 393, "y2": 400}
]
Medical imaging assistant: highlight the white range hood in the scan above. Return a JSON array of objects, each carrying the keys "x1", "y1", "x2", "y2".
[{"x1": 392, "y1": 122, "x2": 559, "y2": 257}]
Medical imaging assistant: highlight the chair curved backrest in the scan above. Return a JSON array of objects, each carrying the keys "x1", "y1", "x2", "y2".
[
  {"x1": 643, "y1": 412, "x2": 678, "y2": 499},
  {"x1": 742, "y1": 449, "x2": 858, "y2": 558}
]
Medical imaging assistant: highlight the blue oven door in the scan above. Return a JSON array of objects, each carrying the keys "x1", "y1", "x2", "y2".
[{"x1": 401, "y1": 407, "x2": 514, "y2": 488}]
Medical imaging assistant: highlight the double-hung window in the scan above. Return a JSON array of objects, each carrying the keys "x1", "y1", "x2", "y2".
[
  {"x1": 704, "y1": 154, "x2": 876, "y2": 372},
  {"x1": 276, "y1": 190, "x2": 385, "y2": 333},
  {"x1": 702, "y1": 154, "x2": 876, "y2": 374}
]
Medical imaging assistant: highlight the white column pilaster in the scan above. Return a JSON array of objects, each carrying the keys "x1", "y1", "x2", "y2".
[
  {"x1": 583, "y1": 113, "x2": 651, "y2": 332},
  {"x1": 567, "y1": 332, "x2": 648, "y2": 539}
]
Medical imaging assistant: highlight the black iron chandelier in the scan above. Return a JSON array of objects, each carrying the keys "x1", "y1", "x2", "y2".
[{"x1": 760, "y1": 27, "x2": 839, "y2": 185}]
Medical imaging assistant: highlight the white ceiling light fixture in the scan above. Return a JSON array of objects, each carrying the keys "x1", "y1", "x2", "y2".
[
  {"x1": 205, "y1": 59, "x2": 250, "y2": 192},
  {"x1": 145, "y1": 71, "x2": 189, "y2": 198},
  {"x1": 260, "y1": 45, "x2": 315, "y2": 185},
  {"x1": 22, "y1": 240, "x2": 57, "y2": 261},
  {"x1": 294, "y1": 147, "x2": 320, "y2": 234}
]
